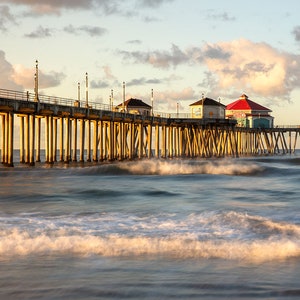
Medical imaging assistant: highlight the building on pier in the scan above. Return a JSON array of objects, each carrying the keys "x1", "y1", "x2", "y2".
[
  {"x1": 189, "y1": 97, "x2": 226, "y2": 119},
  {"x1": 116, "y1": 98, "x2": 152, "y2": 115},
  {"x1": 226, "y1": 94, "x2": 274, "y2": 128}
]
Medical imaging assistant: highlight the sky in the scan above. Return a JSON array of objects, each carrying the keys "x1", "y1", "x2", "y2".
[{"x1": 1, "y1": 0, "x2": 300, "y2": 125}]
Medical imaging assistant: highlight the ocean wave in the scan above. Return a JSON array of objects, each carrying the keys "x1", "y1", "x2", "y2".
[
  {"x1": 69, "y1": 159, "x2": 265, "y2": 176},
  {"x1": 0, "y1": 211, "x2": 299, "y2": 262},
  {"x1": 0, "y1": 230, "x2": 299, "y2": 262}
]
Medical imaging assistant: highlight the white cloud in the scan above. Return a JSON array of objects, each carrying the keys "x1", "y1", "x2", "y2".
[
  {"x1": 0, "y1": 50, "x2": 23, "y2": 90},
  {"x1": 12, "y1": 64, "x2": 66, "y2": 89},
  {"x1": 201, "y1": 39, "x2": 300, "y2": 101},
  {"x1": 121, "y1": 39, "x2": 300, "y2": 103}
]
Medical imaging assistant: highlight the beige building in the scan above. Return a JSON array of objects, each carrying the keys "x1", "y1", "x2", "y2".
[
  {"x1": 190, "y1": 97, "x2": 226, "y2": 119},
  {"x1": 116, "y1": 98, "x2": 152, "y2": 115}
]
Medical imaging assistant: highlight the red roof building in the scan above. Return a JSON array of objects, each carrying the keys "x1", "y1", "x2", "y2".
[{"x1": 226, "y1": 94, "x2": 273, "y2": 128}]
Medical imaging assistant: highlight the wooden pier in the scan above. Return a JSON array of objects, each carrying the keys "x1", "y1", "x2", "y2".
[{"x1": 0, "y1": 88, "x2": 299, "y2": 167}]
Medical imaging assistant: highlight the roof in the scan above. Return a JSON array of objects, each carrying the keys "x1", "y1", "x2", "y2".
[
  {"x1": 226, "y1": 94, "x2": 271, "y2": 112},
  {"x1": 190, "y1": 97, "x2": 225, "y2": 107},
  {"x1": 117, "y1": 98, "x2": 151, "y2": 108}
]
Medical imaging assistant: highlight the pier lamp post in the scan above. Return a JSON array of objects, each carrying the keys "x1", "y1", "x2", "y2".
[
  {"x1": 34, "y1": 60, "x2": 39, "y2": 102},
  {"x1": 151, "y1": 89, "x2": 154, "y2": 116},
  {"x1": 85, "y1": 72, "x2": 89, "y2": 108},
  {"x1": 78, "y1": 82, "x2": 80, "y2": 101},
  {"x1": 111, "y1": 89, "x2": 114, "y2": 111},
  {"x1": 122, "y1": 82, "x2": 125, "y2": 113},
  {"x1": 177, "y1": 102, "x2": 179, "y2": 117}
]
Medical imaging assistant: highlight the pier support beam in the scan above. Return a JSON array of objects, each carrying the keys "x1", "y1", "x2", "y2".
[
  {"x1": 29, "y1": 114, "x2": 35, "y2": 166},
  {"x1": 19, "y1": 116, "x2": 25, "y2": 163},
  {"x1": 87, "y1": 120, "x2": 91, "y2": 162},
  {"x1": 64, "y1": 117, "x2": 70, "y2": 163},
  {"x1": 93, "y1": 120, "x2": 98, "y2": 162},
  {"x1": 36, "y1": 117, "x2": 41, "y2": 162},
  {"x1": 79, "y1": 119, "x2": 85, "y2": 162},
  {"x1": 7, "y1": 112, "x2": 14, "y2": 167},
  {"x1": 72, "y1": 118, "x2": 77, "y2": 162}
]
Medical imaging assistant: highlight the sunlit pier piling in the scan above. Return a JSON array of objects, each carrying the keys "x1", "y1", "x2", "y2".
[{"x1": 0, "y1": 88, "x2": 299, "y2": 167}]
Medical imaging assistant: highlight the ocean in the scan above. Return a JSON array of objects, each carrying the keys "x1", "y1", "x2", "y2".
[{"x1": 0, "y1": 155, "x2": 300, "y2": 299}]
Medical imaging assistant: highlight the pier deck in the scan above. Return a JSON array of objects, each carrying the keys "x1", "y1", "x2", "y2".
[{"x1": 1, "y1": 88, "x2": 299, "y2": 166}]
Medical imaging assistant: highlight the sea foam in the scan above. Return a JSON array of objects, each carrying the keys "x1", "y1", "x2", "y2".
[{"x1": 0, "y1": 211, "x2": 299, "y2": 262}]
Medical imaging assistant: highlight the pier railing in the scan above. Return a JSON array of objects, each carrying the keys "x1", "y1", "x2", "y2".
[{"x1": 0, "y1": 88, "x2": 189, "y2": 119}]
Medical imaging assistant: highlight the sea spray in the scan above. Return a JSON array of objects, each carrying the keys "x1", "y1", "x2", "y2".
[{"x1": 1, "y1": 211, "x2": 299, "y2": 262}]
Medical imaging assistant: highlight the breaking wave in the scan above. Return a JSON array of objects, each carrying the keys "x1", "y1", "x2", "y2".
[
  {"x1": 65, "y1": 158, "x2": 265, "y2": 176},
  {"x1": 1, "y1": 211, "x2": 299, "y2": 262}
]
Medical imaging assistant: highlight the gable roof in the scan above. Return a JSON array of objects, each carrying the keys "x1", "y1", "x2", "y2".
[
  {"x1": 117, "y1": 98, "x2": 151, "y2": 108},
  {"x1": 190, "y1": 97, "x2": 225, "y2": 107},
  {"x1": 226, "y1": 94, "x2": 271, "y2": 112}
]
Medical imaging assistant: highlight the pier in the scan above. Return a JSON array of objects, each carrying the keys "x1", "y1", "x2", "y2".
[{"x1": 0, "y1": 88, "x2": 299, "y2": 167}]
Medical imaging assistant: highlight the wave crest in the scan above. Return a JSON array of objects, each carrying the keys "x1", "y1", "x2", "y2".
[
  {"x1": 0, "y1": 231, "x2": 299, "y2": 262},
  {"x1": 112, "y1": 159, "x2": 264, "y2": 176},
  {"x1": 1, "y1": 211, "x2": 299, "y2": 262}
]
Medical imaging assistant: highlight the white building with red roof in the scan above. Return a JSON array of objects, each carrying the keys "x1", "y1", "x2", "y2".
[{"x1": 226, "y1": 94, "x2": 274, "y2": 128}]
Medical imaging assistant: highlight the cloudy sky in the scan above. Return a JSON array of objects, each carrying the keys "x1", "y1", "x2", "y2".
[{"x1": 1, "y1": 0, "x2": 300, "y2": 124}]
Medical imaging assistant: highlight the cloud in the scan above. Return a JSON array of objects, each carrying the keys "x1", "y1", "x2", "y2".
[
  {"x1": 90, "y1": 65, "x2": 118, "y2": 89},
  {"x1": 205, "y1": 11, "x2": 236, "y2": 22},
  {"x1": 65, "y1": 25, "x2": 107, "y2": 37},
  {"x1": 126, "y1": 39, "x2": 142, "y2": 45},
  {"x1": 202, "y1": 44, "x2": 231, "y2": 60},
  {"x1": 102, "y1": 65, "x2": 116, "y2": 81},
  {"x1": 12, "y1": 64, "x2": 66, "y2": 89},
  {"x1": 292, "y1": 26, "x2": 300, "y2": 42},
  {"x1": 0, "y1": 50, "x2": 23, "y2": 90},
  {"x1": 121, "y1": 39, "x2": 300, "y2": 103},
  {"x1": 137, "y1": 0, "x2": 174, "y2": 8},
  {"x1": 126, "y1": 74, "x2": 181, "y2": 87},
  {"x1": 201, "y1": 39, "x2": 300, "y2": 101},
  {"x1": 64, "y1": 24, "x2": 107, "y2": 37},
  {"x1": 0, "y1": 0, "x2": 112, "y2": 15},
  {"x1": 153, "y1": 87, "x2": 196, "y2": 111},
  {"x1": 90, "y1": 80, "x2": 110, "y2": 89},
  {"x1": 0, "y1": 5, "x2": 17, "y2": 32},
  {"x1": 126, "y1": 77, "x2": 162, "y2": 87},
  {"x1": 0, "y1": 52, "x2": 62, "y2": 92},
  {"x1": 0, "y1": 0, "x2": 173, "y2": 16},
  {"x1": 24, "y1": 25, "x2": 53, "y2": 38},
  {"x1": 120, "y1": 44, "x2": 189, "y2": 69}
]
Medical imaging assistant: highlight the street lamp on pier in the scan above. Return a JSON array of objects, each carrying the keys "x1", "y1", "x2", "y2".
[
  {"x1": 122, "y1": 82, "x2": 125, "y2": 112},
  {"x1": 151, "y1": 89, "x2": 154, "y2": 116},
  {"x1": 85, "y1": 72, "x2": 89, "y2": 108},
  {"x1": 34, "y1": 60, "x2": 39, "y2": 102},
  {"x1": 111, "y1": 89, "x2": 114, "y2": 111},
  {"x1": 78, "y1": 82, "x2": 80, "y2": 101}
]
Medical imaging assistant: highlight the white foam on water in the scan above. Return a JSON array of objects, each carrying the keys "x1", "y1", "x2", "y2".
[
  {"x1": 117, "y1": 159, "x2": 264, "y2": 176},
  {"x1": 0, "y1": 211, "x2": 299, "y2": 262},
  {"x1": 0, "y1": 230, "x2": 299, "y2": 262}
]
